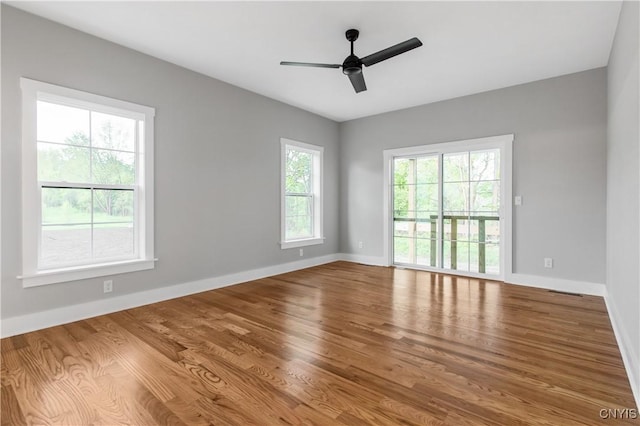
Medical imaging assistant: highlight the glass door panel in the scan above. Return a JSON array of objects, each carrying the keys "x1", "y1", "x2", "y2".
[{"x1": 392, "y1": 156, "x2": 439, "y2": 267}]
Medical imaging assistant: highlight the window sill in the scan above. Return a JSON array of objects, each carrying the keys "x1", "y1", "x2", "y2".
[
  {"x1": 19, "y1": 258, "x2": 157, "y2": 288},
  {"x1": 280, "y1": 237, "x2": 325, "y2": 250}
]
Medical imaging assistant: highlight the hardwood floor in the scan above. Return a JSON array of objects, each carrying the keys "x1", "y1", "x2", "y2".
[{"x1": 1, "y1": 261, "x2": 637, "y2": 425}]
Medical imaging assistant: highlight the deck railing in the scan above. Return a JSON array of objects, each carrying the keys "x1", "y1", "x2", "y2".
[{"x1": 394, "y1": 214, "x2": 499, "y2": 273}]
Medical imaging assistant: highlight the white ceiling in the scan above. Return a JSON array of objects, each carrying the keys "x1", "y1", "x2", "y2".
[{"x1": 8, "y1": 1, "x2": 622, "y2": 122}]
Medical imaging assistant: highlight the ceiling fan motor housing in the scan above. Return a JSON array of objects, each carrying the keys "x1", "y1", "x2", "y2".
[{"x1": 342, "y1": 55, "x2": 362, "y2": 75}]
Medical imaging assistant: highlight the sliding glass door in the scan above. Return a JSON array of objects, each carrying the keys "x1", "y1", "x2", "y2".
[{"x1": 390, "y1": 139, "x2": 507, "y2": 278}]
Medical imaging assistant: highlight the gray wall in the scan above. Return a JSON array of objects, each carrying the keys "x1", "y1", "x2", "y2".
[
  {"x1": 607, "y1": 0, "x2": 639, "y2": 391},
  {"x1": 339, "y1": 68, "x2": 607, "y2": 284},
  {"x1": 1, "y1": 6, "x2": 340, "y2": 319},
  {"x1": 0, "y1": 5, "x2": 616, "y2": 324}
]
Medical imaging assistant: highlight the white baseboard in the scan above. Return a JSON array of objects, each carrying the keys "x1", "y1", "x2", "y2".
[
  {"x1": 506, "y1": 273, "x2": 606, "y2": 296},
  {"x1": 604, "y1": 294, "x2": 640, "y2": 409},
  {"x1": 337, "y1": 253, "x2": 388, "y2": 266},
  {"x1": 0, "y1": 253, "x2": 340, "y2": 338}
]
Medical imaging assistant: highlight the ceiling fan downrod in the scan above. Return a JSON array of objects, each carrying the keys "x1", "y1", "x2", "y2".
[{"x1": 343, "y1": 29, "x2": 362, "y2": 76}]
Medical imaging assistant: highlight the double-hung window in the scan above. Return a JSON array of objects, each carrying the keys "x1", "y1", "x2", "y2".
[
  {"x1": 20, "y1": 78, "x2": 155, "y2": 287},
  {"x1": 280, "y1": 138, "x2": 324, "y2": 249}
]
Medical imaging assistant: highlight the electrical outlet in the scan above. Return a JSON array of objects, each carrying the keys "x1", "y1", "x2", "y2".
[
  {"x1": 103, "y1": 280, "x2": 113, "y2": 293},
  {"x1": 544, "y1": 258, "x2": 553, "y2": 268},
  {"x1": 358, "y1": 241, "x2": 364, "y2": 249},
  {"x1": 299, "y1": 248, "x2": 304, "y2": 257}
]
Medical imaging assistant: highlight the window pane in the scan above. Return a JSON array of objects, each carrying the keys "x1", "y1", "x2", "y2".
[
  {"x1": 394, "y1": 158, "x2": 410, "y2": 184},
  {"x1": 443, "y1": 240, "x2": 451, "y2": 269},
  {"x1": 393, "y1": 183, "x2": 409, "y2": 218},
  {"x1": 443, "y1": 182, "x2": 469, "y2": 213},
  {"x1": 470, "y1": 243, "x2": 480, "y2": 273},
  {"x1": 286, "y1": 194, "x2": 311, "y2": 216},
  {"x1": 471, "y1": 181, "x2": 500, "y2": 214},
  {"x1": 443, "y1": 218, "x2": 451, "y2": 241},
  {"x1": 416, "y1": 238, "x2": 436, "y2": 267},
  {"x1": 485, "y1": 243, "x2": 500, "y2": 274},
  {"x1": 471, "y1": 149, "x2": 500, "y2": 181},
  {"x1": 42, "y1": 188, "x2": 91, "y2": 225},
  {"x1": 91, "y1": 111, "x2": 136, "y2": 152},
  {"x1": 416, "y1": 220, "x2": 436, "y2": 239},
  {"x1": 470, "y1": 220, "x2": 480, "y2": 243},
  {"x1": 394, "y1": 236, "x2": 410, "y2": 264},
  {"x1": 285, "y1": 195, "x2": 312, "y2": 239},
  {"x1": 486, "y1": 220, "x2": 501, "y2": 244},
  {"x1": 416, "y1": 183, "x2": 438, "y2": 212},
  {"x1": 38, "y1": 142, "x2": 90, "y2": 182},
  {"x1": 41, "y1": 225, "x2": 91, "y2": 267},
  {"x1": 285, "y1": 148, "x2": 312, "y2": 193},
  {"x1": 92, "y1": 149, "x2": 135, "y2": 185},
  {"x1": 416, "y1": 210, "x2": 438, "y2": 221},
  {"x1": 296, "y1": 215, "x2": 312, "y2": 238},
  {"x1": 443, "y1": 152, "x2": 469, "y2": 182},
  {"x1": 416, "y1": 156, "x2": 438, "y2": 184},
  {"x1": 455, "y1": 241, "x2": 470, "y2": 272},
  {"x1": 452, "y1": 219, "x2": 469, "y2": 242},
  {"x1": 37, "y1": 101, "x2": 89, "y2": 145},
  {"x1": 93, "y1": 190, "x2": 134, "y2": 223},
  {"x1": 443, "y1": 218, "x2": 459, "y2": 241},
  {"x1": 469, "y1": 218, "x2": 500, "y2": 242},
  {"x1": 93, "y1": 223, "x2": 134, "y2": 260},
  {"x1": 394, "y1": 220, "x2": 410, "y2": 238},
  {"x1": 441, "y1": 240, "x2": 469, "y2": 271}
]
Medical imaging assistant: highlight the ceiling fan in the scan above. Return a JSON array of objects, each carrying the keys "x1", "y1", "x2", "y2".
[{"x1": 280, "y1": 29, "x2": 423, "y2": 94}]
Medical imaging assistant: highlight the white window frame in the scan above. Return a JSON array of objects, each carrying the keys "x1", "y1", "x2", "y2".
[
  {"x1": 19, "y1": 78, "x2": 156, "y2": 287},
  {"x1": 280, "y1": 138, "x2": 324, "y2": 249}
]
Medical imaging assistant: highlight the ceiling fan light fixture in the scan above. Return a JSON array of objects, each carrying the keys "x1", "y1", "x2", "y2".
[
  {"x1": 342, "y1": 59, "x2": 361, "y2": 76},
  {"x1": 343, "y1": 66, "x2": 362, "y2": 75},
  {"x1": 342, "y1": 54, "x2": 362, "y2": 75}
]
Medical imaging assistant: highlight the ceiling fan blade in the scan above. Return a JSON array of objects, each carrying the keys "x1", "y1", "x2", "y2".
[
  {"x1": 361, "y1": 37, "x2": 423, "y2": 67},
  {"x1": 348, "y1": 72, "x2": 367, "y2": 93},
  {"x1": 280, "y1": 61, "x2": 341, "y2": 69}
]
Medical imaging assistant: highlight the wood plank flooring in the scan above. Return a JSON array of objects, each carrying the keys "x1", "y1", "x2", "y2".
[{"x1": 1, "y1": 261, "x2": 637, "y2": 425}]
